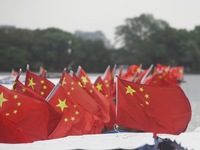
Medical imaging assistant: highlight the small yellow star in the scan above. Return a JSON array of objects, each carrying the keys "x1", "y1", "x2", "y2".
[
  {"x1": 13, "y1": 109, "x2": 18, "y2": 114},
  {"x1": 139, "y1": 87, "x2": 144, "y2": 92},
  {"x1": 13, "y1": 94, "x2": 18, "y2": 99},
  {"x1": 145, "y1": 101, "x2": 149, "y2": 105},
  {"x1": 144, "y1": 94, "x2": 149, "y2": 99},
  {"x1": 71, "y1": 117, "x2": 75, "y2": 121},
  {"x1": 75, "y1": 110, "x2": 79, "y2": 115},
  {"x1": 64, "y1": 117, "x2": 68, "y2": 122},
  {"x1": 40, "y1": 80, "x2": 44, "y2": 84}
]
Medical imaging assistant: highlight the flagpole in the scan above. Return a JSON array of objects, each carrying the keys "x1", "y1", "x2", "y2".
[
  {"x1": 45, "y1": 83, "x2": 60, "y2": 102},
  {"x1": 140, "y1": 64, "x2": 154, "y2": 84}
]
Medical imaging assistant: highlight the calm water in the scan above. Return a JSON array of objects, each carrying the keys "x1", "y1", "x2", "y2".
[
  {"x1": 1, "y1": 74, "x2": 199, "y2": 132},
  {"x1": 180, "y1": 74, "x2": 200, "y2": 131}
]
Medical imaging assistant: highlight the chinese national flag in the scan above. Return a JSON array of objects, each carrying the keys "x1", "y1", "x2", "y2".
[
  {"x1": 13, "y1": 77, "x2": 62, "y2": 137},
  {"x1": 59, "y1": 70, "x2": 100, "y2": 116},
  {"x1": 101, "y1": 65, "x2": 115, "y2": 98},
  {"x1": 0, "y1": 114, "x2": 33, "y2": 143},
  {"x1": 116, "y1": 77, "x2": 191, "y2": 135},
  {"x1": 0, "y1": 85, "x2": 51, "y2": 141},
  {"x1": 94, "y1": 76, "x2": 110, "y2": 98},
  {"x1": 48, "y1": 84, "x2": 104, "y2": 139},
  {"x1": 76, "y1": 67, "x2": 116, "y2": 129},
  {"x1": 121, "y1": 64, "x2": 142, "y2": 81},
  {"x1": 76, "y1": 66, "x2": 110, "y2": 123},
  {"x1": 25, "y1": 69, "x2": 55, "y2": 99}
]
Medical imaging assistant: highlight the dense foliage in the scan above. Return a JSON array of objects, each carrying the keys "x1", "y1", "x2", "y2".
[{"x1": 0, "y1": 14, "x2": 200, "y2": 73}]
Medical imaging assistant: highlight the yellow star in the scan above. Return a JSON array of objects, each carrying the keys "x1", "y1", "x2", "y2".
[
  {"x1": 75, "y1": 110, "x2": 79, "y2": 115},
  {"x1": 73, "y1": 104, "x2": 77, "y2": 108},
  {"x1": 137, "y1": 68, "x2": 141, "y2": 73},
  {"x1": 28, "y1": 78, "x2": 36, "y2": 89},
  {"x1": 71, "y1": 117, "x2": 75, "y2": 121},
  {"x1": 89, "y1": 89, "x2": 93, "y2": 93},
  {"x1": 5, "y1": 113, "x2": 10, "y2": 116},
  {"x1": 40, "y1": 80, "x2": 44, "y2": 84},
  {"x1": 125, "y1": 85, "x2": 136, "y2": 95},
  {"x1": 64, "y1": 117, "x2": 68, "y2": 122},
  {"x1": 0, "y1": 92, "x2": 8, "y2": 107},
  {"x1": 62, "y1": 77, "x2": 67, "y2": 86},
  {"x1": 13, "y1": 94, "x2": 18, "y2": 99},
  {"x1": 13, "y1": 109, "x2": 18, "y2": 114},
  {"x1": 145, "y1": 101, "x2": 149, "y2": 105},
  {"x1": 22, "y1": 88, "x2": 26, "y2": 92},
  {"x1": 43, "y1": 85, "x2": 47, "y2": 89},
  {"x1": 139, "y1": 87, "x2": 144, "y2": 92},
  {"x1": 56, "y1": 99, "x2": 68, "y2": 112},
  {"x1": 41, "y1": 91, "x2": 45, "y2": 96},
  {"x1": 17, "y1": 102, "x2": 21, "y2": 106},
  {"x1": 96, "y1": 83, "x2": 102, "y2": 91},
  {"x1": 81, "y1": 76, "x2": 88, "y2": 85},
  {"x1": 144, "y1": 94, "x2": 149, "y2": 99}
]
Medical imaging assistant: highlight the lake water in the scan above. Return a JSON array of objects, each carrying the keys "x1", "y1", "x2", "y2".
[
  {"x1": 180, "y1": 74, "x2": 200, "y2": 132},
  {"x1": 0, "y1": 74, "x2": 199, "y2": 132}
]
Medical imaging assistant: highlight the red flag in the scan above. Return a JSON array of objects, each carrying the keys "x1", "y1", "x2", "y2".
[
  {"x1": 76, "y1": 67, "x2": 117, "y2": 129},
  {"x1": 121, "y1": 64, "x2": 142, "y2": 81},
  {"x1": 0, "y1": 114, "x2": 33, "y2": 143},
  {"x1": 94, "y1": 76, "x2": 110, "y2": 98},
  {"x1": 0, "y1": 85, "x2": 51, "y2": 141},
  {"x1": 13, "y1": 75, "x2": 62, "y2": 137},
  {"x1": 59, "y1": 70, "x2": 100, "y2": 116},
  {"x1": 101, "y1": 65, "x2": 115, "y2": 98},
  {"x1": 116, "y1": 77, "x2": 191, "y2": 135},
  {"x1": 48, "y1": 84, "x2": 104, "y2": 139},
  {"x1": 76, "y1": 66, "x2": 111, "y2": 123},
  {"x1": 25, "y1": 69, "x2": 55, "y2": 99}
]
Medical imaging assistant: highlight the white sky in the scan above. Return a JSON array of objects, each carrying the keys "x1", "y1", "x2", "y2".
[{"x1": 0, "y1": 0, "x2": 200, "y2": 44}]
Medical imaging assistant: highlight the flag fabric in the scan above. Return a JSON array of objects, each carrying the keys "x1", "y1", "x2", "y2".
[
  {"x1": 76, "y1": 66, "x2": 111, "y2": 124},
  {"x1": 101, "y1": 65, "x2": 114, "y2": 98},
  {"x1": 0, "y1": 85, "x2": 51, "y2": 141},
  {"x1": 59, "y1": 70, "x2": 100, "y2": 116},
  {"x1": 0, "y1": 114, "x2": 33, "y2": 143},
  {"x1": 76, "y1": 66, "x2": 116, "y2": 129},
  {"x1": 48, "y1": 84, "x2": 104, "y2": 139},
  {"x1": 13, "y1": 76, "x2": 62, "y2": 137},
  {"x1": 25, "y1": 69, "x2": 55, "y2": 99},
  {"x1": 121, "y1": 64, "x2": 142, "y2": 81},
  {"x1": 116, "y1": 77, "x2": 191, "y2": 135},
  {"x1": 94, "y1": 76, "x2": 110, "y2": 98},
  {"x1": 144, "y1": 64, "x2": 179, "y2": 87}
]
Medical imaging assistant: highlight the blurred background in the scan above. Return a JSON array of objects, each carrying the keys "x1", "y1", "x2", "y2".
[{"x1": 0, "y1": 0, "x2": 200, "y2": 73}]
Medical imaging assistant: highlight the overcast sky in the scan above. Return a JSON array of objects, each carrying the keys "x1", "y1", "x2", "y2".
[{"x1": 0, "y1": 0, "x2": 200, "y2": 45}]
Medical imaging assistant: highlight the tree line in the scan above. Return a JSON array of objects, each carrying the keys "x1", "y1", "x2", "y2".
[{"x1": 0, "y1": 14, "x2": 200, "y2": 73}]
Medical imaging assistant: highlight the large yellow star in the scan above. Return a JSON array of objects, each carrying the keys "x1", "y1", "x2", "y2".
[
  {"x1": 96, "y1": 83, "x2": 102, "y2": 91},
  {"x1": 28, "y1": 78, "x2": 36, "y2": 89},
  {"x1": 81, "y1": 76, "x2": 88, "y2": 85},
  {"x1": 56, "y1": 99, "x2": 68, "y2": 112},
  {"x1": 125, "y1": 85, "x2": 136, "y2": 95},
  {"x1": 62, "y1": 77, "x2": 67, "y2": 86},
  {"x1": 0, "y1": 92, "x2": 8, "y2": 107}
]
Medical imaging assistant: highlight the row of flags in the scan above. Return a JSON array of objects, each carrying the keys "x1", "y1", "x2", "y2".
[{"x1": 0, "y1": 64, "x2": 191, "y2": 143}]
